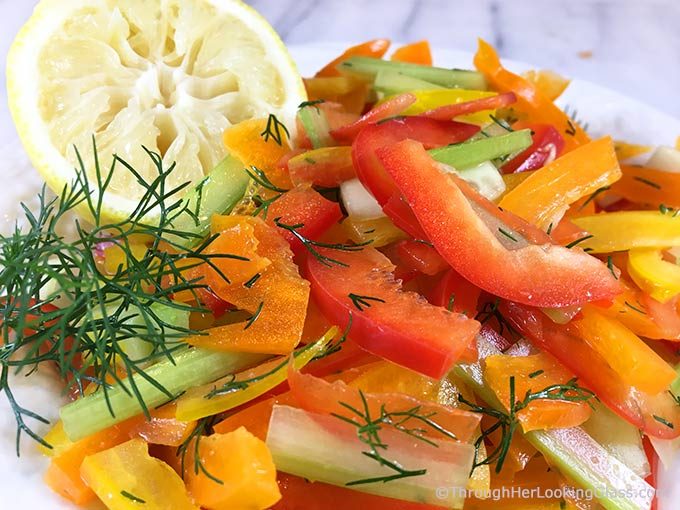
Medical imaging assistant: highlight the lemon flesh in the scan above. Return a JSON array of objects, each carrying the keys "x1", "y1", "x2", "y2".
[{"x1": 8, "y1": 0, "x2": 305, "y2": 220}]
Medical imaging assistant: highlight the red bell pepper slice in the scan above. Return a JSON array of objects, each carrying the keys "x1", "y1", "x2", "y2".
[
  {"x1": 421, "y1": 91, "x2": 517, "y2": 121},
  {"x1": 396, "y1": 240, "x2": 449, "y2": 276},
  {"x1": 376, "y1": 139, "x2": 620, "y2": 307},
  {"x1": 382, "y1": 193, "x2": 427, "y2": 239},
  {"x1": 502, "y1": 123, "x2": 566, "y2": 174},
  {"x1": 266, "y1": 187, "x2": 343, "y2": 254},
  {"x1": 427, "y1": 268, "x2": 482, "y2": 317},
  {"x1": 503, "y1": 301, "x2": 680, "y2": 440},
  {"x1": 330, "y1": 93, "x2": 417, "y2": 142},
  {"x1": 352, "y1": 116, "x2": 480, "y2": 206},
  {"x1": 302, "y1": 247, "x2": 480, "y2": 378}
]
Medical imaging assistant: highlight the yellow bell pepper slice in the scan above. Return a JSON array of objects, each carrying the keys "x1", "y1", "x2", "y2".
[
  {"x1": 80, "y1": 438, "x2": 198, "y2": 510},
  {"x1": 574, "y1": 306, "x2": 677, "y2": 394},
  {"x1": 398, "y1": 89, "x2": 496, "y2": 124},
  {"x1": 342, "y1": 215, "x2": 407, "y2": 247},
  {"x1": 499, "y1": 137, "x2": 620, "y2": 229},
  {"x1": 176, "y1": 327, "x2": 338, "y2": 421},
  {"x1": 186, "y1": 427, "x2": 281, "y2": 510},
  {"x1": 571, "y1": 211, "x2": 680, "y2": 253},
  {"x1": 628, "y1": 248, "x2": 680, "y2": 303}
]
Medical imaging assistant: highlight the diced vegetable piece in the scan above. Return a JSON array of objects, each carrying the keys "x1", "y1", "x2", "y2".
[
  {"x1": 646, "y1": 146, "x2": 680, "y2": 173},
  {"x1": 373, "y1": 70, "x2": 442, "y2": 95},
  {"x1": 288, "y1": 146, "x2": 356, "y2": 187},
  {"x1": 316, "y1": 39, "x2": 391, "y2": 77},
  {"x1": 331, "y1": 93, "x2": 417, "y2": 141},
  {"x1": 339, "y1": 56, "x2": 487, "y2": 90},
  {"x1": 455, "y1": 334, "x2": 655, "y2": 510},
  {"x1": 186, "y1": 428, "x2": 281, "y2": 510},
  {"x1": 167, "y1": 155, "x2": 249, "y2": 248},
  {"x1": 429, "y1": 130, "x2": 533, "y2": 171},
  {"x1": 188, "y1": 217, "x2": 310, "y2": 355},
  {"x1": 447, "y1": 160, "x2": 506, "y2": 201},
  {"x1": 341, "y1": 178, "x2": 385, "y2": 219},
  {"x1": 267, "y1": 405, "x2": 475, "y2": 509},
  {"x1": 474, "y1": 39, "x2": 589, "y2": 152},
  {"x1": 582, "y1": 402, "x2": 650, "y2": 478},
  {"x1": 483, "y1": 353, "x2": 593, "y2": 431},
  {"x1": 628, "y1": 248, "x2": 680, "y2": 303},
  {"x1": 60, "y1": 346, "x2": 266, "y2": 441},
  {"x1": 80, "y1": 438, "x2": 198, "y2": 510},
  {"x1": 377, "y1": 139, "x2": 620, "y2": 307},
  {"x1": 391, "y1": 40, "x2": 433, "y2": 65},
  {"x1": 498, "y1": 137, "x2": 621, "y2": 229},
  {"x1": 175, "y1": 328, "x2": 336, "y2": 421},
  {"x1": 571, "y1": 211, "x2": 680, "y2": 253},
  {"x1": 298, "y1": 105, "x2": 333, "y2": 148},
  {"x1": 303, "y1": 246, "x2": 480, "y2": 378}
]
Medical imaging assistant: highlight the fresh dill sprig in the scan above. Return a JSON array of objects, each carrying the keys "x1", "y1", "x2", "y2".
[
  {"x1": 458, "y1": 376, "x2": 596, "y2": 474},
  {"x1": 348, "y1": 293, "x2": 386, "y2": 312},
  {"x1": 475, "y1": 299, "x2": 517, "y2": 339},
  {"x1": 260, "y1": 114, "x2": 290, "y2": 146},
  {"x1": 298, "y1": 99, "x2": 325, "y2": 112},
  {"x1": 579, "y1": 186, "x2": 610, "y2": 211},
  {"x1": 633, "y1": 176, "x2": 662, "y2": 190},
  {"x1": 273, "y1": 218, "x2": 370, "y2": 267},
  {"x1": 565, "y1": 235, "x2": 594, "y2": 249},
  {"x1": 243, "y1": 301, "x2": 264, "y2": 330},
  {"x1": 0, "y1": 139, "x2": 243, "y2": 454},
  {"x1": 245, "y1": 166, "x2": 288, "y2": 219},
  {"x1": 120, "y1": 491, "x2": 146, "y2": 504},
  {"x1": 669, "y1": 390, "x2": 680, "y2": 407},
  {"x1": 332, "y1": 390, "x2": 457, "y2": 485},
  {"x1": 177, "y1": 416, "x2": 223, "y2": 485}
]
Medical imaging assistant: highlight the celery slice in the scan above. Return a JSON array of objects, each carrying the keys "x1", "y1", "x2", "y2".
[
  {"x1": 454, "y1": 336, "x2": 655, "y2": 510},
  {"x1": 267, "y1": 405, "x2": 474, "y2": 509},
  {"x1": 429, "y1": 129, "x2": 533, "y2": 170},
  {"x1": 175, "y1": 328, "x2": 337, "y2": 421},
  {"x1": 339, "y1": 56, "x2": 487, "y2": 91},
  {"x1": 298, "y1": 105, "x2": 333, "y2": 148},
  {"x1": 167, "y1": 154, "x2": 249, "y2": 248},
  {"x1": 444, "y1": 160, "x2": 506, "y2": 201},
  {"x1": 373, "y1": 70, "x2": 443, "y2": 95},
  {"x1": 60, "y1": 347, "x2": 266, "y2": 441}
]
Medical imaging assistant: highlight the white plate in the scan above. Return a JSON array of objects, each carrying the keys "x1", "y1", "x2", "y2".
[{"x1": 1, "y1": 43, "x2": 679, "y2": 509}]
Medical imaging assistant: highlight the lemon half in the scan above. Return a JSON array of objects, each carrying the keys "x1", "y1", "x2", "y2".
[{"x1": 7, "y1": 0, "x2": 305, "y2": 221}]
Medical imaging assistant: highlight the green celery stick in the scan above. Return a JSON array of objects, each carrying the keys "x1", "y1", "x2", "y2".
[
  {"x1": 298, "y1": 105, "x2": 333, "y2": 149},
  {"x1": 60, "y1": 347, "x2": 266, "y2": 441},
  {"x1": 338, "y1": 56, "x2": 487, "y2": 91},
  {"x1": 430, "y1": 129, "x2": 532, "y2": 170},
  {"x1": 373, "y1": 70, "x2": 443, "y2": 95}
]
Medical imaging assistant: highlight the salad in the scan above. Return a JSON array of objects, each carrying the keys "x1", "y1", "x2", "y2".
[{"x1": 3, "y1": 2, "x2": 680, "y2": 510}]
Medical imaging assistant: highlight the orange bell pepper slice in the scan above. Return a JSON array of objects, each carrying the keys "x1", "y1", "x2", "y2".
[
  {"x1": 483, "y1": 352, "x2": 593, "y2": 432},
  {"x1": 186, "y1": 217, "x2": 310, "y2": 354},
  {"x1": 474, "y1": 39, "x2": 589, "y2": 152},
  {"x1": 574, "y1": 306, "x2": 677, "y2": 394},
  {"x1": 185, "y1": 428, "x2": 281, "y2": 510},
  {"x1": 610, "y1": 164, "x2": 680, "y2": 208},
  {"x1": 316, "y1": 39, "x2": 391, "y2": 77},
  {"x1": 521, "y1": 69, "x2": 570, "y2": 101},
  {"x1": 288, "y1": 146, "x2": 356, "y2": 188},
  {"x1": 499, "y1": 137, "x2": 621, "y2": 229},
  {"x1": 391, "y1": 40, "x2": 433, "y2": 66},
  {"x1": 303, "y1": 76, "x2": 371, "y2": 115}
]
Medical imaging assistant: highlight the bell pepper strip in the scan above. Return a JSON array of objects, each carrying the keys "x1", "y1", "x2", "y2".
[
  {"x1": 473, "y1": 39, "x2": 589, "y2": 152},
  {"x1": 330, "y1": 93, "x2": 417, "y2": 142},
  {"x1": 571, "y1": 211, "x2": 680, "y2": 253},
  {"x1": 288, "y1": 363, "x2": 482, "y2": 443},
  {"x1": 347, "y1": 360, "x2": 444, "y2": 402},
  {"x1": 640, "y1": 293, "x2": 680, "y2": 341},
  {"x1": 521, "y1": 69, "x2": 570, "y2": 101},
  {"x1": 352, "y1": 116, "x2": 480, "y2": 205},
  {"x1": 399, "y1": 89, "x2": 497, "y2": 125},
  {"x1": 427, "y1": 268, "x2": 481, "y2": 317},
  {"x1": 288, "y1": 146, "x2": 356, "y2": 187},
  {"x1": 223, "y1": 118, "x2": 293, "y2": 189},
  {"x1": 316, "y1": 39, "x2": 391, "y2": 77},
  {"x1": 421, "y1": 91, "x2": 516, "y2": 121},
  {"x1": 304, "y1": 76, "x2": 370, "y2": 115},
  {"x1": 266, "y1": 405, "x2": 476, "y2": 509},
  {"x1": 503, "y1": 301, "x2": 680, "y2": 439},
  {"x1": 383, "y1": 193, "x2": 428, "y2": 239},
  {"x1": 185, "y1": 428, "x2": 281, "y2": 510},
  {"x1": 628, "y1": 248, "x2": 680, "y2": 303},
  {"x1": 338, "y1": 56, "x2": 487, "y2": 91},
  {"x1": 264, "y1": 186, "x2": 343, "y2": 254},
  {"x1": 396, "y1": 240, "x2": 449, "y2": 276},
  {"x1": 482, "y1": 352, "x2": 593, "y2": 432},
  {"x1": 373, "y1": 70, "x2": 443, "y2": 96},
  {"x1": 498, "y1": 137, "x2": 621, "y2": 229},
  {"x1": 274, "y1": 472, "x2": 445, "y2": 510},
  {"x1": 501, "y1": 123, "x2": 565, "y2": 174},
  {"x1": 175, "y1": 328, "x2": 337, "y2": 421},
  {"x1": 187, "y1": 218, "x2": 310, "y2": 355},
  {"x1": 573, "y1": 306, "x2": 677, "y2": 394},
  {"x1": 377, "y1": 140, "x2": 620, "y2": 307},
  {"x1": 549, "y1": 217, "x2": 590, "y2": 246},
  {"x1": 80, "y1": 438, "x2": 198, "y2": 510},
  {"x1": 391, "y1": 40, "x2": 433, "y2": 65},
  {"x1": 429, "y1": 129, "x2": 533, "y2": 170},
  {"x1": 213, "y1": 396, "x2": 281, "y2": 440},
  {"x1": 609, "y1": 164, "x2": 680, "y2": 208},
  {"x1": 303, "y1": 246, "x2": 480, "y2": 378},
  {"x1": 342, "y1": 215, "x2": 407, "y2": 248}
]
